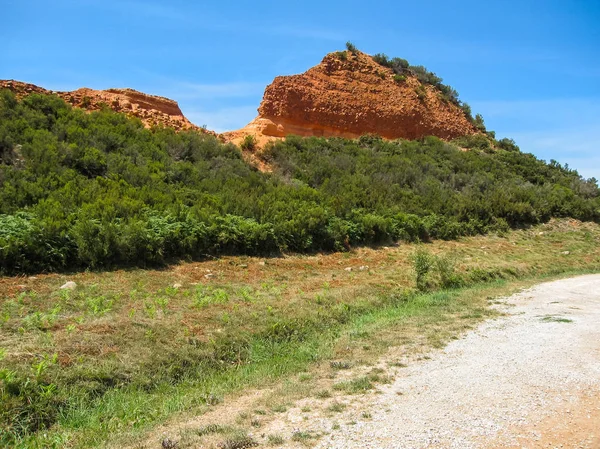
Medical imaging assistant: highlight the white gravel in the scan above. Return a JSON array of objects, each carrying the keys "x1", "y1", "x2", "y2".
[{"x1": 316, "y1": 274, "x2": 600, "y2": 449}]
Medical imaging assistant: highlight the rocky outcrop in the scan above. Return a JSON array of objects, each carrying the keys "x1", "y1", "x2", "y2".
[
  {"x1": 224, "y1": 51, "x2": 477, "y2": 144},
  {"x1": 0, "y1": 80, "x2": 211, "y2": 133}
]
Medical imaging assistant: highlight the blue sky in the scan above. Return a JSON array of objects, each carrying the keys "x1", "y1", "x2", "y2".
[{"x1": 3, "y1": 0, "x2": 599, "y2": 178}]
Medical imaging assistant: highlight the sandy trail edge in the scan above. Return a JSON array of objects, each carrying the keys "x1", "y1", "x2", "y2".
[{"x1": 317, "y1": 274, "x2": 600, "y2": 449}]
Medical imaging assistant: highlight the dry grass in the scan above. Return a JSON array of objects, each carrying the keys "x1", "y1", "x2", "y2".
[{"x1": 1, "y1": 219, "x2": 599, "y2": 448}]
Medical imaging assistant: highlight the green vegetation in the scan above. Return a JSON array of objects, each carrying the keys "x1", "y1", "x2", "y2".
[
  {"x1": 1, "y1": 218, "x2": 599, "y2": 447},
  {"x1": 345, "y1": 41, "x2": 358, "y2": 54},
  {"x1": 372, "y1": 53, "x2": 459, "y2": 103},
  {"x1": 267, "y1": 434, "x2": 285, "y2": 445},
  {"x1": 335, "y1": 50, "x2": 348, "y2": 61},
  {"x1": 1, "y1": 90, "x2": 598, "y2": 275},
  {"x1": 240, "y1": 134, "x2": 258, "y2": 152},
  {"x1": 541, "y1": 315, "x2": 573, "y2": 323}
]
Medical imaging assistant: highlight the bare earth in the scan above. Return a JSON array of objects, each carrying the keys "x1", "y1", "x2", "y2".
[{"x1": 316, "y1": 275, "x2": 600, "y2": 449}]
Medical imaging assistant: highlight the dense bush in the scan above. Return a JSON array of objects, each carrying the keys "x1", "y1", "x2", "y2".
[{"x1": 0, "y1": 90, "x2": 598, "y2": 274}]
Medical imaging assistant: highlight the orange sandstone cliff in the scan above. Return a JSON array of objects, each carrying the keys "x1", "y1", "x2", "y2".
[
  {"x1": 0, "y1": 80, "x2": 210, "y2": 133},
  {"x1": 224, "y1": 51, "x2": 477, "y2": 145},
  {"x1": 3, "y1": 50, "x2": 478, "y2": 147}
]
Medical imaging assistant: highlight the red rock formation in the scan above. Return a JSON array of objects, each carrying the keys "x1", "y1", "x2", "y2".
[
  {"x1": 0, "y1": 80, "x2": 213, "y2": 134},
  {"x1": 224, "y1": 51, "x2": 477, "y2": 145}
]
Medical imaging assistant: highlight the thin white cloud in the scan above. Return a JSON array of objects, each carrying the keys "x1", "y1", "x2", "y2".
[
  {"x1": 469, "y1": 97, "x2": 600, "y2": 179},
  {"x1": 472, "y1": 98, "x2": 600, "y2": 126},
  {"x1": 267, "y1": 25, "x2": 345, "y2": 41},
  {"x1": 171, "y1": 82, "x2": 266, "y2": 100},
  {"x1": 184, "y1": 106, "x2": 257, "y2": 133},
  {"x1": 84, "y1": 0, "x2": 347, "y2": 43},
  {"x1": 508, "y1": 127, "x2": 600, "y2": 178},
  {"x1": 92, "y1": 0, "x2": 190, "y2": 22}
]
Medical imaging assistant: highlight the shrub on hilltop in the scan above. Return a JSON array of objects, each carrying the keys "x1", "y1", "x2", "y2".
[{"x1": 370, "y1": 52, "x2": 485, "y2": 130}]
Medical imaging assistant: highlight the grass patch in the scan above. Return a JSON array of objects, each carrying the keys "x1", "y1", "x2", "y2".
[
  {"x1": 327, "y1": 402, "x2": 347, "y2": 413},
  {"x1": 194, "y1": 424, "x2": 234, "y2": 436},
  {"x1": 218, "y1": 433, "x2": 258, "y2": 449},
  {"x1": 333, "y1": 371, "x2": 392, "y2": 395},
  {"x1": 333, "y1": 376, "x2": 374, "y2": 394},
  {"x1": 315, "y1": 390, "x2": 332, "y2": 399},
  {"x1": 330, "y1": 360, "x2": 353, "y2": 370},
  {"x1": 1, "y1": 220, "x2": 599, "y2": 447},
  {"x1": 267, "y1": 433, "x2": 285, "y2": 445},
  {"x1": 541, "y1": 315, "x2": 573, "y2": 323},
  {"x1": 271, "y1": 404, "x2": 288, "y2": 413},
  {"x1": 291, "y1": 430, "x2": 319, "y2": 443}
]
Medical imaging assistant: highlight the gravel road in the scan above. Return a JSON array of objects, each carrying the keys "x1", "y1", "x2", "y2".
[{"x1": 317, "y1": 274, "x2": 600, "y2": 449}]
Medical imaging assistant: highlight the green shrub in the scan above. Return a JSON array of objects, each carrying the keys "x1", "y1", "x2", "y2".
[
  {"x1": 240, "y1": 135, "x2": 258, "y2": 152},
  {"x1": 435, "y1": 255, "x2": 463, "y2": 288},
  {"x1": 336, "y1": 51, "x2": 348, "y2": 61},
  {"x1": 345, "y1": 41, "x2": 358, "y2": 53},
  {"x1": 474, "y1": 113, "x2": 486, "y2": 132},
  {"x1": 452, "y1": 134, "x2": 493, "y2": 151},
  {"x1": 372, "y1": 53, "x2": 390, "y2": 66},
  {"x1": 460, "y1": 102, "x2": 473, "y2": 121},
  {"x1": 411, "y1": 248, "x2": 435, "y2": 291},
  {"x1": 415, "y1": 85, "x2": 427, "y2": 101},
  {"x1": 496, "y1": 138, "x2": 520, "y2": 152},
  {"x1": 0, "y1": 91, "x2": 598, "y2": 275}
]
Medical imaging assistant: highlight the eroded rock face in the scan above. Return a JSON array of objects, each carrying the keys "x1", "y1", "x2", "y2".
[
  {"x1": 0, "y1": 80, "x2": 209, "y2": 133},
  {"x1": 226, "y1": 51, "x2": 477, "y2": 143}
]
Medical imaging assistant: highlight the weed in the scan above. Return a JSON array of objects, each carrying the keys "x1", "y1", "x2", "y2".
[
  {"x1": 333, "y1": 376, "x2": 373, "y2": 394},
  {"x1": 203, "y1": 393, "x2": 223, "y2": 406},
  {"x1": 194, "y1": 286, "x2": 229, "y2": 308},
  {"x1": 161, "y1": 437, "x2": 179, "y2": 449},
  {"x1": 541, "y1": 315, "x2": 573, "y2": 323},
  {"x1": 330, "y1": 360, "x2": 352, "y2": 370},
  {"x1": 195, "y1": 424, "x2": 233, "y2": 436},
  {"x1": 292, "y1": 430, "x2": 315, "y2": 442},
  {"x1": 218, "y1": 433, "x2": 258, "y2": 449},
  {"x1": 236, "y1": 412, "x2": 249, "y2": 423},
  {"x1": 267, "y1": 434, "x2": 284, "y2": 445},
  {"x1": 298, "y1": 373, "x2": 312, "y2": 382},
  {"x1": 86, "y1": 295, "x2": 115, "y2": 316},
  {"x1": 388, "y1": 361, "x2": 408, "y2": 368},
  {"x1": 361, "y1": 411, "x2": 372, "y2": 419},
  {"x1": 327, "y1": 402, "x2": 347, "y2": 413},
  {"x1": 315, "y1": 390, "x2": 332, "y2": 399}
]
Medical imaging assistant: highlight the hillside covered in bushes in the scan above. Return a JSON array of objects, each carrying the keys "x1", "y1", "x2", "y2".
[{"x1": 1, "y1": 90, "x2": 599, "y2": 274}]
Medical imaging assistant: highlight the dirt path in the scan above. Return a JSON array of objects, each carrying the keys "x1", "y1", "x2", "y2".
[{"x1": 316, "y1": 275, "x2": 600, "y2": 449}]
